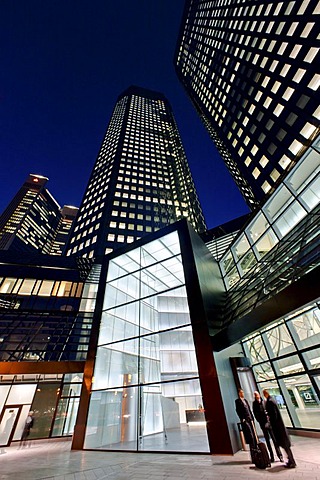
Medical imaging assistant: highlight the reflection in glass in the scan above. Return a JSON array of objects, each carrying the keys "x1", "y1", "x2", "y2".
[
  {"x1": 263, "y1": 323, "x2": 296, "y2": 358},
  {"x1": 273, "y1": 354, "x2": 304, "y2": 376},
  {"x1": 248, "y1": 213, "x2": 268, "y2": 243},
  {"x1": 233, "y1": 234, "x2": 250, "y2": 262},
  {"x1": 264, "y1": 185, "x2": 292, "y2": 221},
  {"x1": 299, "y1": 174, "x2": 320, "y2": 211},
  {"x1": 243, "y1": 335, "x2": 269, "y2": 363},
  {"x1": 273, "y1": 200, "x2": 307, "y2": 238},
  {"x1": 288, "y1": 306, "x2": 320, "y2": 349},
  {"x1": 243, "y1": 301, "x2": 320, "y2": 431},
  {"x1": 221, "y1": 251, "x2": 235, "y2": 274},
  {"x1": 255, "y1": 228, "x2": 279, "y2": 258},
  {"x1": 239, "y1": 249, "x2": 257, "y2": 274},
  {"x1": 302, "y1": 348, "x2": 320, "y2": 370},
  {"x1": 84, "y1": 380, "x2": 209, "y2": 452},
  {"x1": 226, "y1": 266, "x2": 240, "y2": 288},
  {"x1": 141, "y1": 232, "x2": 181, "y2": 267},
  {"x1": 252, "y1": 362, "x2": 275, "y2": 383},
  {"x1": 283, "y1": 375, "x2": 320, "y2": 429},
  {"x1": 286, "y1": 147, "x2": 320, "y2": 194}
]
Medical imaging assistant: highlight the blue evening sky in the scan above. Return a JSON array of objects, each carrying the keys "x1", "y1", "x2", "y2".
[{"x1": 0, "y1": 0, "x2": 249, "y2": 229}]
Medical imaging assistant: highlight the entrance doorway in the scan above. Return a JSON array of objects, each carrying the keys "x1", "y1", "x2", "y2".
[{"x1": 0, "y1": 405, "x2": 22, "y2": 447}]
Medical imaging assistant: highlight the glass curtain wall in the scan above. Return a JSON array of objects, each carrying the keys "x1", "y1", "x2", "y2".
[
  {"x1": 242, "y1": 300, "x2": 320, "y2": 430},
  {"x1": 0, "y1": 373, "x2": 83, "y2": 443},
  {"x1": 84, "y1": 230, "x2": 209, "y2": 452},
  {"x1": 221, "y1": 139, "x2": 320, "y2": 289}
]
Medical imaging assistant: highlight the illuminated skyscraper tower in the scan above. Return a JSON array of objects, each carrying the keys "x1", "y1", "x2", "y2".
[
  {"x1": 175, "y1": 0, "x2": 320, "y2": 208},
  {"x1": 66, "y1": 86, "x2": 206, "y2": 258},
  {"x1": 0, "y1": 174, "x2": 76, "y2": 255}
]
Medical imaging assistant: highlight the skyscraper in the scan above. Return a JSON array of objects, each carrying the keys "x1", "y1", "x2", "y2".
[
  {"x1": 175, "y1": 0, "x2": 320, "y2": 208},
  {"x1": 49, "y1": 205, "x2": 79, "y2": 256},
  {"x1": 0, "y1": 174, "x2": 75, "y2": 255},
  {"x1": 66, "y1": 86, "x2": 207, "y2": 258}
]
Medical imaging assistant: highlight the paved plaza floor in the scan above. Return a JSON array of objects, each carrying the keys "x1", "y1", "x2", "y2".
[{"x1": 0, "y1": 435, "x2": 319, "y2": 480}]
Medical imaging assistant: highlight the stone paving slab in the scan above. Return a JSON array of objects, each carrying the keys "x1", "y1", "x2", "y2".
[{"x1": 0, "y1": 436, "x2": 319, "y2": 480}]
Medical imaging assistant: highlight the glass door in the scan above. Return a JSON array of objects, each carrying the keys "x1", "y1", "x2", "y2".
[{"x1": 0, "y1": 405, "x2": 22, "y2": 447}]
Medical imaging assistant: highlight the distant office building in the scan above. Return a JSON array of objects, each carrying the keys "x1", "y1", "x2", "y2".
[
  {"x1": 0, "y1": 174, "x2": 61, "y2": 254},
  {"x1": 66, "y1": 86, "x2": 206, "y2": 258},
  {"x1": 0, "y1": 174, "x2": 77, "y2": 255},
  {"x1": 175, "y1": 0, "x2": 320, "y2": 208},
  {"x1": 49, "y1": 205, "x2": 79, "y2": 256}
]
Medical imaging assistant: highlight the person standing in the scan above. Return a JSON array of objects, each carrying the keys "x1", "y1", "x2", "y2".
[
  {"x1": 235, "y1": 388, "x2": 255, "y2": 446},
  {"x1": 20, "y1": 411, "x2": 34, "y2": 448},
  {"x1": 252, "y1": 391, "x2": 283, "y2": 462},
  {"x1": 262, "y1": 389, "x2": 296, "y2": 468}
]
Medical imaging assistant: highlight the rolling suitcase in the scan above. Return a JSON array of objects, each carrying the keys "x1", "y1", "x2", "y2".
[{"x1": 250, "y1": 441, "x2": 271, "y2": 469}]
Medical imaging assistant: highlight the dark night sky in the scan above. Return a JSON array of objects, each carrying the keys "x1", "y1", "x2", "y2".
[{"x1": 0, "y1": 0, "x2": 249, "y2": 229}]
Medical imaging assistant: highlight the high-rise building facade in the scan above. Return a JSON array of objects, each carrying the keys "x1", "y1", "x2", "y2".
[
  {"x1": 175, "y1": 0, "x2": 320, "y2": 208},
  {"x1": 0, "y1": 174, "x2": 72, "y2": 255},
  {"x1": 66, "y1": 86, "x2": 206, "y2": 258},
  {"x1": 49, "y1": 205, "x2": 79, "y2": 256},
  {"x1": 0, "y1": 174, "x2": 77, "y2": 255}
]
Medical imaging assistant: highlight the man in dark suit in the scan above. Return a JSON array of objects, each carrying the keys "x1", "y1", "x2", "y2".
[
  {"x1": 235, "y1": 388, "x2": 255, "y2": 446},
  {"x1": 263, "y1": 389, "x2": 297, "y2": 468},
  {"x1": 252, "y1": 391, "x2": 283, "y2": 462}
]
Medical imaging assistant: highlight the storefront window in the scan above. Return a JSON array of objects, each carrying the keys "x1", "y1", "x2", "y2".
[
  {"x1": 243, "y1": 301, "x2": 320, "y2": 431},
  {"x1": 282, "y1": 375, "x2": 320, "y2": 429}
]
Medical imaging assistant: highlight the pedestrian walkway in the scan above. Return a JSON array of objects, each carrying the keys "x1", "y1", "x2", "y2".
[{"x1": 0, "y1": 435, "x2": 319, "y2": 479}]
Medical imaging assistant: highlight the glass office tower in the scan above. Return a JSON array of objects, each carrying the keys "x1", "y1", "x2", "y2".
[
  {"x1": 66, "y1": 86, "x2": 206, "y2": 258},
  {"x1": 175, "y1": 0, "x2": 320, "y2": 208},
  {"x1": 0, "y1": 174, "x2": 74, "y2": 255}
]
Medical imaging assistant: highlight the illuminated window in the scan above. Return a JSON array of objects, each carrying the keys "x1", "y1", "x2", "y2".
[
  {"x1": 270, "y1": 169, "x2": 281, "y2": 182},
  {"x1": 278, "y1": 42, "x2": 288, "y2": 55},
  {"x1": 293, "y1": 68, "x2": 306, "y2": 83},
  {"x1": 279, "y1": 155, "x2": 292, "y2": 170},
  {"x1": 290, "y1": 45, "x2": 302, "y2": 59},
  {"x1": 274, "y1": 104, "x2": 284, "y2": 117},
  {"x1": 262, "y1": 181, "x2": 272, "y2": 193},
  {"x1": 289, "y1": 140, "x2": 304, "y2": 155},
  {"x1": 264, "y1": 97, "x2": 272, "y2": 108},
  {"x1": 260, "y1": 156, "x2": 269, "y2": 167},
  {"x1": 304, "y1": 48, "x2": 319, "y2": 63},
  {"x1": 280, "y1": 64, "x2": 291, "y2": 77},
  {"x1": 283, "y1": 87, "x2": 295, "y2": 101},
  {"x1": 287, "y1": 22, "x2": 298, "y2": 36},
  {"x1": 300, "y1": 123, "x2": 317, "y2": 139},
  {"x1": 271, "y1": 81, "x2": 281, "y2": 93},
  {"x1": 308, "y1": 74, "x2": 320, "y2": 91},
  {"x1": 252, "y1": 167, "x2": 260, "y2": 179}
]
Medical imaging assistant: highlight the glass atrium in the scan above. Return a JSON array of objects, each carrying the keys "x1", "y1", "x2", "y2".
[{"x1": 84, "y1": 230, "x2": 209, "y2": 452}]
